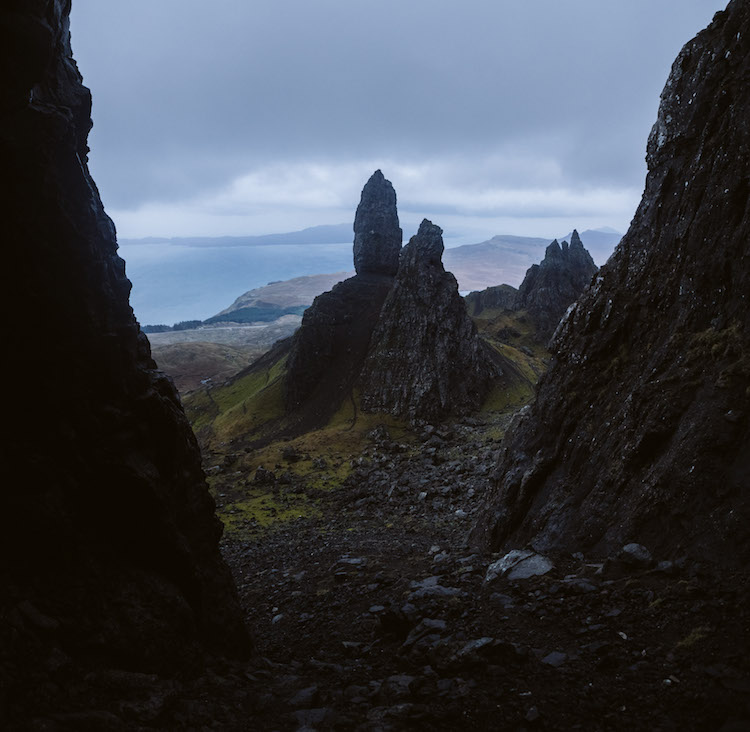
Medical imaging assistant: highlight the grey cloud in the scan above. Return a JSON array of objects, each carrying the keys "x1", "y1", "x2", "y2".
[{"x1": 71, "y1": 0, "x2": 725, "y2": 230}]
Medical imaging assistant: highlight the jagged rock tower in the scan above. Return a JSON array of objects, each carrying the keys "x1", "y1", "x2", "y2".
[
  {"x1": 361, "y1": 220, "x2": 500, "y2": 422},
  {"x1": 284, "y1": 171, "x2": 401, "y2": 417},
  {"x1": 1, "y1": 2, "x2": 251, "y2": 720},
  {"x1": 472, "y1": 1, "x2": 750, "y2": 563},
  {"x1": 514, "y1": 230, "x2": 598, "y2": 339}
]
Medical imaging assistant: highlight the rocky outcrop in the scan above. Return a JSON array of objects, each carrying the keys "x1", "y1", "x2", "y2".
[
  {"x1": 472, "y1": 1, "x2": 750, "y2": 564},
  {"x1": 361, "y1": 220, "x2": 500, "y2": 422},
  {"x1": 285, "y1": 182, "x2": 503, "y2": 426},
  {"x1": 464, "y1": 232, "x2": 597, "y2": 341},
  {"x1": 1, "y1": 3, "x2": 250, "y2": 723},
  {"x1": 353, "y1": 170, "x2": 403, "y2": 276},
  {"x1": 285, "y1": 172, "x2": 401, "y2": 416},
  {"x1": 514, "y1": 231, "x2": 598, "y2": 339},
  {"x1": 464, "y1": 284, "x2": 518, "y2": 316}
]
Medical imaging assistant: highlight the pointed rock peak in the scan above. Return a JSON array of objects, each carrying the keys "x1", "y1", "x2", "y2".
[
  {"x1": 545, "y1": 239, "x2": 563, "y2": 258},
  {"x1": 570, "y1": 229, "x2": 584, "y2": 250},
  {"x1": 411, "y1": 218, "x2": 444, "y2": 264},
  {"x1": 353, "y1": 171, "x2": 402, "y2": 276}
]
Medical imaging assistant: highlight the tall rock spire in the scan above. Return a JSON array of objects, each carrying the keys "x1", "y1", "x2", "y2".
[{"x1": 353, "y1": 170, "x2": 402, "y2": 276}]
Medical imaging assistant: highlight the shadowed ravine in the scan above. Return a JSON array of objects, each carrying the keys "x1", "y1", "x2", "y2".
[{"x1": 1, "y1": 2, "x2": 748, "y2": 730}]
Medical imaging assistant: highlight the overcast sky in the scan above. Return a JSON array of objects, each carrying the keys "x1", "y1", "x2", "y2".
[{"x1": 70, "y1": 0, "x2": 726, "y2": 242}]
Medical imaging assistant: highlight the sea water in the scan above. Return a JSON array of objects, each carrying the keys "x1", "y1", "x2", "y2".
[{"x1": 119, "y1": 241, "x2": 353, "y2": 325}]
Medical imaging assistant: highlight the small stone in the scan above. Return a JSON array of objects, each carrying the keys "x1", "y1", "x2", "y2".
[
  {"x1": 489, "y1": 592, "x2": 515, "y2": 609},
  {"x1": 290, "y1": 685, "x2": 319, "y2": 708},
  {"x1": 541, "y1": 651, "x2": 567, "y2": 667},
  {"x1": 618, "y1": 543, "x2": 653, "y2": 567},
  {"x1": 485, "y1": 549, "x2": 554, "y2": 582}
]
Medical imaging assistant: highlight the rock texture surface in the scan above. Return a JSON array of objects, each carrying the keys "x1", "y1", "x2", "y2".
[
  {"x1": 472, "y1": 2, "x2": 750, "y2": 563},
  {"x1": 361, "y1": 220, "x2": 499, "y2": 422},
  {"x1": 284, "y1": 274, "x2": 395, "y2": 416},
  {"x1": 1, "y1": 3, "x2": 250, "y2": 724},
  {"x1": 353, "y1": 170, "x2": 403, "y2": 276}
]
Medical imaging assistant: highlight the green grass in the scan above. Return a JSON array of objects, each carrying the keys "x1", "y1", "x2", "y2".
[
  {"x1": 186, "y1": 355, "x2": 288, "y2": 444},
  {"x1": 218, "y1": 489, "x2": 320, "y2": 537}
]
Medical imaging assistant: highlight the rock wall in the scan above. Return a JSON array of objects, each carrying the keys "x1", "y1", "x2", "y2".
[
  {"x1": 472, "y1": 1, "x2": 750, "y2": 563},
  {"x1": 361, "y1": 220, "x2": 500, "y2": 422},
  {"x1": 1, "y1": 2, "x2": 251, "y2": 720}
]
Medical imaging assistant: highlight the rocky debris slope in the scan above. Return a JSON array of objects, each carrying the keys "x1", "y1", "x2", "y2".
[
  {"x1": 217, "y1": 416, "x2": 749, "y2": 731},
  {"x1": 1, "y1": 2, "x2": 250, "y2": 725},
  {"x1": 353, "y1": 169, "x2": 403, "y2": 276},
  {"x1": 514, "y1": 230, "x2": 598, "y2": 339},
  {"x1": 284, "y1": 172, "x2": 401, "y2": 415},
  {"x1": 361, "y1": 220, "x2": 500, "y2": 422},
  {"x1": 472, "y1": 1, "x2": 750, "y2": 564}
]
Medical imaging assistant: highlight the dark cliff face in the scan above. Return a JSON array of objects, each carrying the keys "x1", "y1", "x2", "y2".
[
  {"x1": 514, "y1": 231, "x2": 598, "y2": 340},
  {"x1": 283, "y1": 273, "x2": 395, "y2": 417},
  {"x1": 285, "y1": 171, "x2": 401, "y2": 416},
  {"x1": 472, "y1": 1, "x2": 750, "y2": 563},
  {"x1": 361, "y1": 220, "x2": 499, "y2": 422},
  {"x1": 353, "y1": 170, "x2": 403, "y2": 276},
  {"x1": 1, "y1": 0, "x2": 250, "y2": 711}
]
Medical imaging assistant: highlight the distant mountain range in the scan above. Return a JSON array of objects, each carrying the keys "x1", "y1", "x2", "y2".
[{"x1": 120, "y1": 223, "x2": 353, "y2": 248}]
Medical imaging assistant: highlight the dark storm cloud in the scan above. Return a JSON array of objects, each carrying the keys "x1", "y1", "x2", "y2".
[{"x1": 70, "y1": 0, "x2": 726, "y2": 236}]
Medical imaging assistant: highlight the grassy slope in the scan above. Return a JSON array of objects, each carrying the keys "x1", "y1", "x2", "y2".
[
  {"x1": 185, "y1": 306, "x2": 549, "y2": 539},
  {"x1": 151, "y1": 342, "x2": 262, "y2": 394}
]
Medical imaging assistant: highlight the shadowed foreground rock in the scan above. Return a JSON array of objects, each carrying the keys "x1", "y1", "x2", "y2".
[
  {"x1": 472, "y1": 1, "x2": 750, "y2": 563},
  {"x1": 361, "y1": 220, "x2": 499, "y2": 422},
  {"x1": 1, "y1": 2, "x2": 251, "y2": 725}
]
